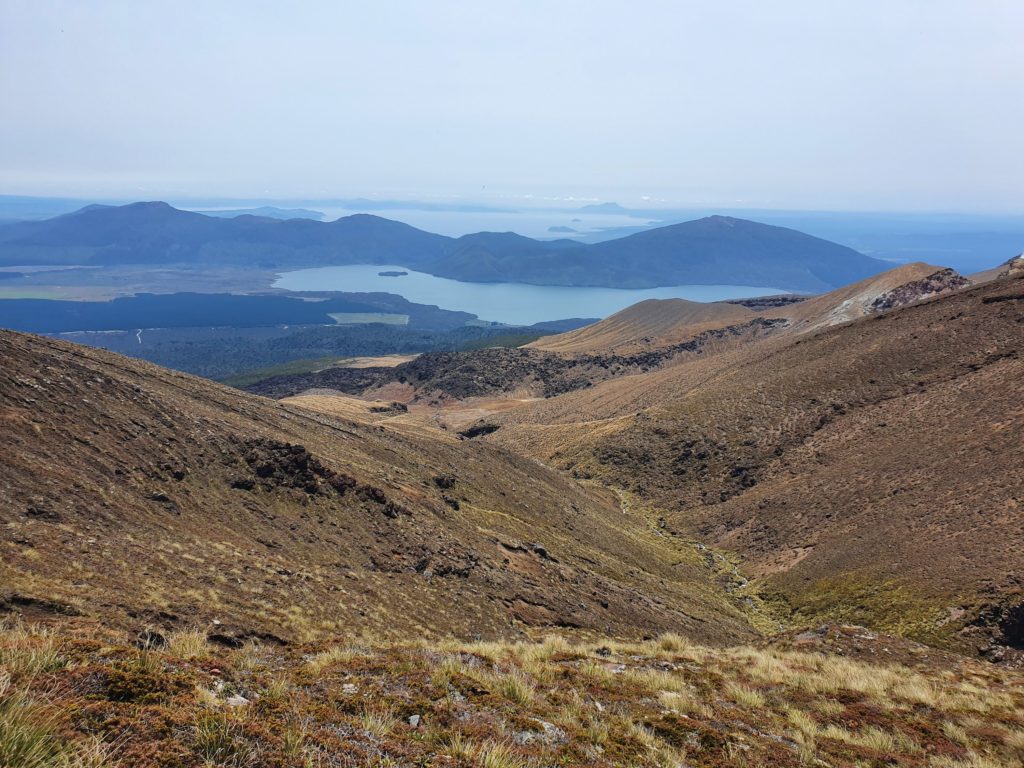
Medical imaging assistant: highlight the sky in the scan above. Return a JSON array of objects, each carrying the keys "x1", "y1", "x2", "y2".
[{"x1": 1, "y1": 1, "x2": 1023, "y2": 212}]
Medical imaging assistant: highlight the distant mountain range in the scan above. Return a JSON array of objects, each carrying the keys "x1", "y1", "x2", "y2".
[
  {"x1": 0, "y1": 201, "x2": 889, "y2": 291},
  {"x1": 195, "y1": 206, "x2": 326, "y2": 220}
]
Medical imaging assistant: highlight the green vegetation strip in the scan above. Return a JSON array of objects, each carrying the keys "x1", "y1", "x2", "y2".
[{"x1": 220, "y1": 357, "x2": 349, "y2": 388}]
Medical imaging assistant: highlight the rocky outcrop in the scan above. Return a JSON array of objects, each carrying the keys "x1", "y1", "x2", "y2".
[
  {"x1": 725, "y1": 294, "x2": 808, "y2": 309},
  {"x1": 246, "y1": 317, "x2": 789, "y2": 403},
  {"x1": 245, "y1": 366, "x2": 390, "y2": 399},
  {"x1": 998, "y1": 253, "x2": 1024, "y2": 278},
  {"x1": 869, "y1": 268, "x2": 970, "y2": 313}
]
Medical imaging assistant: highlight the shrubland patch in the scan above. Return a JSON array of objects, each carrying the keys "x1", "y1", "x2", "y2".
[{"x1": 0, "y1": 625, "x2": 1019, "y2": 767}]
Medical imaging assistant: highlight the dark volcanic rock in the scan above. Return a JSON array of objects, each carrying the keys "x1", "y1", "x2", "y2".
[
  {"x1": 458, "y1": 422, "x2": 501, "y2": 439},
  {"x1": 369, "y1": 401, "x2": 408, "y2": 413},
  {"x1": 869, "y1": 268, "x2": 970, "y2": 312},
  {"x1": 725, "y1": 294, "x2": 808, "y2": 309},
  {"x1": 433, "y1": 473, "x2": 457, "y2": 489},
  {"x1": 246, "y1": 366, "x2": 391, "y2": 399},
  {"x1": 246, "y1": 317, "x2": 789, "y2": 402},
  {"x1": 134, "y1": 629, "x2": 168, "y2": 650}
]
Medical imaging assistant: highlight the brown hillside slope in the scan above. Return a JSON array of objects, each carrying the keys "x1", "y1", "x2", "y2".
[
  {"x1": 527, "y1": 262, "x2": 957, "y2": 356},
  {"x1": 971, "y1": 252, "x2": 1024, "y2": 284},
  {"x1": 764, "y1": 261, "x2": 969, "y2": 333},
  {"x1": 528, "y1": 298, "x2": 754, "y2": 354},
  {"x1": 0, "y1": 330, "x2": 756, "y2": 645},
  {"x1": 479, "y1": 263, "x2": 980, "y2": 453},
  {"x1": 243, "y1": 265, "x2": 968, "y2": 408},
  {"x1": 490, "y1": 273, "x2": 1024, "y2": 653}
]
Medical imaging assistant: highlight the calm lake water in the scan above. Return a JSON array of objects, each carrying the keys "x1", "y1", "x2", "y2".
[{"x1": 274, "y1": 265, "x2": 787, "y2": 325}]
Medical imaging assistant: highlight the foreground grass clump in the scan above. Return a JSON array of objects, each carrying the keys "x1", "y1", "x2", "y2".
[
  {"x1": 0, "y1": 679, "x2": 70, "y2": 768},
  {"x1": 0, "y1": 628, "x2": 112, "y2": 768},
  {"x1": 0, "y1": 622, "x2": 1021, "y2": 767},
  {"x1": 166, "y1": 628, "x2": 210, "y2": 660}
]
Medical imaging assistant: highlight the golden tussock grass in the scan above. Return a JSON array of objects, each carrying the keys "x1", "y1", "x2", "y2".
[
  {"x1": 0, "y1": 624, "x2": 1020, "y2": 767},
  {"x1": 165, "y1": 629, "x2": 209, "y2": 660}
]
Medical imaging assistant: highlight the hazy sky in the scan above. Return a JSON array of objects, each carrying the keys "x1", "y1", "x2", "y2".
[{"x1": 2, "y1": 1, "x2": 1023, "y2": 211}]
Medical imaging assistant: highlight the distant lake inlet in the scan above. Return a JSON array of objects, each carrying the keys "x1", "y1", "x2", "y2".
[{"x1": 274, "y1": 265, "x2": 788, "y2": 326}]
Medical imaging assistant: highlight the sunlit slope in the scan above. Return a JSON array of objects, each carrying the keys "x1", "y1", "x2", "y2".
[
  {"x1": 531, "y1": 262, "x2": 962, "y2": 355},
  {"x1": 0, "y1": 330, "x2": 756, "y2": 644},
  {"x1": 491, "y1": 272, "x2": 1024, "y2": 651},
  {"x1": 528, "y1": 298, "x2": 754, "y2": 353}
]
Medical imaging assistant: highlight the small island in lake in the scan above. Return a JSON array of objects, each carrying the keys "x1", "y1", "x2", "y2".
[{"x1": 378, "y1": 270, "x2": 409, "y2": 277}]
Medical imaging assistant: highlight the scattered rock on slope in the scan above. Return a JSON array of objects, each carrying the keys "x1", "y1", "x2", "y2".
[{"x1": 869, "y1": 267, "x2": 971, "y2": 312}]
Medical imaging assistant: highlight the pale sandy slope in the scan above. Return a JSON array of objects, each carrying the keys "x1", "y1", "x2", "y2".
[{"x1": 528, "y1": 297, "x2": 754, "y2": 354}]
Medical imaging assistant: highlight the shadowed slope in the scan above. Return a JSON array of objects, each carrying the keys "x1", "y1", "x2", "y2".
[{"x1": 511, "y1": 215, "x2": 885, "y2": 291}]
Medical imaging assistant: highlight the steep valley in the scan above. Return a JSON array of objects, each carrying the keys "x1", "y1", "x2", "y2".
[
  {"x1": 5, "y1": 5, "x2": 1024, "y2": 764},
  {"x1": 1, "y1": 263, "x2": 1023, "y2": 768},
  {"x1": 248, "y1": 265, "x2": 1024, "y2": 658},
  {"x1": 489, "y1": 270, "x2": 1024, "y2": 656}
]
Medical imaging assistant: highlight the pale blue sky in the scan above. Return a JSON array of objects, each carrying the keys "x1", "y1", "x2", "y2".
[{"x1": 1, "y1": 1, "x2": 1022, "y2": 211}]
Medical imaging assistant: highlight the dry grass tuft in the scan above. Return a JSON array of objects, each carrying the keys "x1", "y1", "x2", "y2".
[
  {"x1": 725, "y1": 681, "x2": 766, "y2": 708},
  {"x1": 0, "y1": 681, "x2": 69, "y2": 768},
  {"x1": 360, "y1": 706, "x2": 397, "y2": 738},
  {"x1": 192, "y1": 711, "x2": 260, "y2": 767},
  {"x1": 0, "y1": 624, "x2": 67, "y2": 679},
  {"x1": 655, "y1": 632, "x2": 691, "y2": 654},
  {"x1": 304, "y1": 643, "x2": 366, "y2": 674},
  {"x1": 929, "y1": 754, "x2": 1007, "y2": 768},
  {"x1": 166, "y1": 629, "x2": 209, "y2": 660},
  {"x1": 488, "y1": 667, "x2": 536, "y2": 706},
  {"x1": 476, "y1": 740, "x2": 526, "y2": 768},
  {"x1": 0, "y1": 673, "x2": 115, "y2": 768}
]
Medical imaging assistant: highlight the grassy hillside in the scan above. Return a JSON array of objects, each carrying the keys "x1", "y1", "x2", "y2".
[
  {"x1": 2, "y1": 623, "x2": 1021, "y2": 767},
  {"x1": 486, "y1": 271, "x2": 1024, "y2": 653},
  {"x1": 0, "y1": 329, "x2": 755, "y2": 645},
  {"x1": 2, "y1": 263, "x2": 1021, "y2": 767}
]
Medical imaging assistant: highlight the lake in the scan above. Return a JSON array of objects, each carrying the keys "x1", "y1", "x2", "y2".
[{"x1": 274, "y1": 265, "x2": 788, "y2": 325}]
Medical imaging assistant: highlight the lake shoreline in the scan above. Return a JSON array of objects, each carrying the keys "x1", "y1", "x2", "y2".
[{"x1": 274, "y1": 264, "x2": 790, "y2": 325}]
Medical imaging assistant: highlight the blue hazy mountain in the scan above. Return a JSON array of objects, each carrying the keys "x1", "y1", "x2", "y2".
[
  {"x1": 0, "y1": 202, "x2": 888, "y2": 291},
  {"x1": 578, "y1": 202, "x2": 634, "y2": 215},
  {"x1": 195, "y1": 206, "x2": 326, "y2": 221}
]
